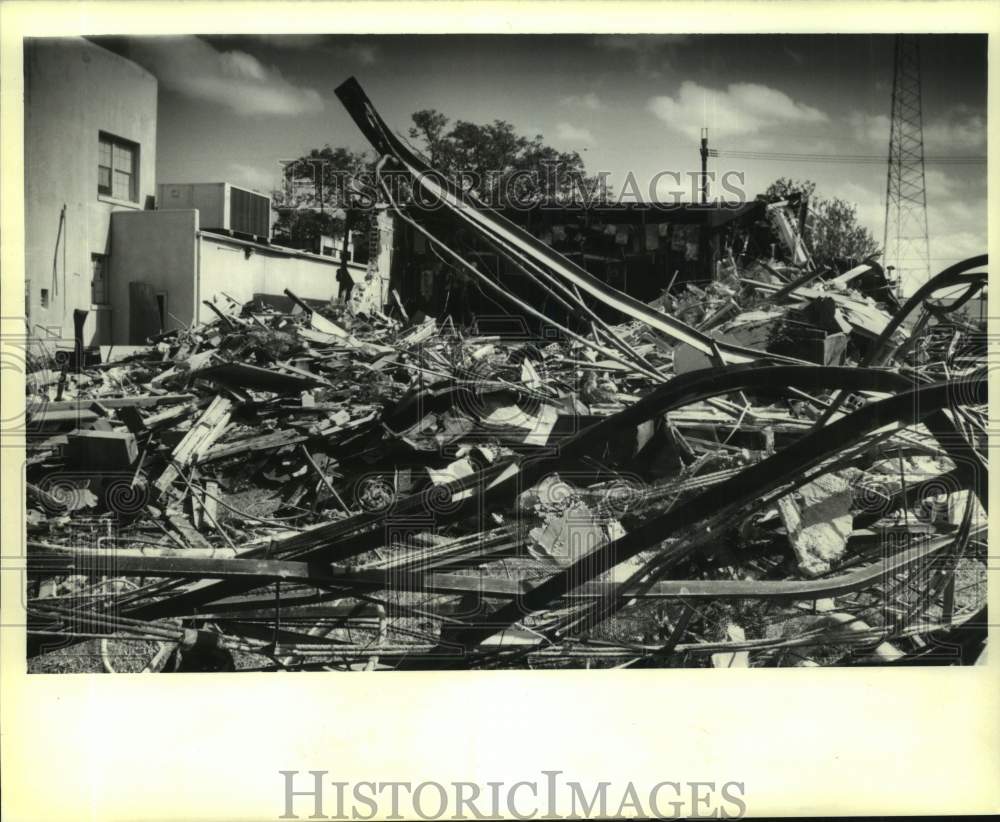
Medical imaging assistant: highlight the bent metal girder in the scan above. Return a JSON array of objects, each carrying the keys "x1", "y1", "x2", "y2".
[
  {"x1": 334, "y1": 76, "x2": 801, "y2": 366},
  {"x1": 70, "y1": 364, "x2": 907, "y2": 629},
  {"x1": 393, "y1": 375, "x2": 986, "y2": 667},
  {"x1": 812, "y1": 254, "x2": 988, "y2": 427},
  {"x1": 26, "y1": 359, "x2": 984, "y2": 668},
  {"x1": 29, "y1": 525, "x2": 979, "y2": 603},
  {"x1": 866, "y1": 254, "x2": 987, "y2": 367},
  {"x1": 29, "y1": 366, "x2": 979, "y2": 632}
]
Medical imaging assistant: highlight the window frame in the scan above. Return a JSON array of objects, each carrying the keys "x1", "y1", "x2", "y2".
[{"x1": 98, "y1": 132, "x2": 139, "y2": 203}]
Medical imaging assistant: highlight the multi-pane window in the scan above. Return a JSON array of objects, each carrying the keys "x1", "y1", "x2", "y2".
[
  {"x1": 91, "y1": 253, "x2": 108, "y2": 305},
  {"x1": 98, "y1": 133, "x2": 138, "y2": 201}
]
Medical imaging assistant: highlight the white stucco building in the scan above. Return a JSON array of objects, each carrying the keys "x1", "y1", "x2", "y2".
[
  {"x1": 24, "y1": 37, "x2": 394, "y2": 348},
  {"x1": 24, "y1": 37, "x2": 157, "y2": 347}
]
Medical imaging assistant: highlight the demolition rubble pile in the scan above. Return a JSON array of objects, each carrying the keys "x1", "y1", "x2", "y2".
[{"x1": 24, "y1": 79, "x2": 988, "y2": 672}]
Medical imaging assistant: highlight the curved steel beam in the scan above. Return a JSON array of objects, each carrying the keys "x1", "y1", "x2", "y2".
[
  {"x1": 408, "y1": 375, "x2": 985, "y2": 664},
  {"x1": 867, "y1": 254, "x2": 987, "y2": 367},
  {"x1": 335, "y1": 76, "x2": 801, "y2": 366},
  {"x1": 116, "y1": 365, "x2": 935, "y2": 624},
  {"x1": 29, "y1": 526, "x2": 977, "y2": 604}
]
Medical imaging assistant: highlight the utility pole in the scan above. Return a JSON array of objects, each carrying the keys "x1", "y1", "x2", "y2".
[
  {"x1": 883, "y1": 35, "x2": 930, "y2": 292},
  {"x1": 700, "y1": 127, "x2": 709, "y2": 204}
]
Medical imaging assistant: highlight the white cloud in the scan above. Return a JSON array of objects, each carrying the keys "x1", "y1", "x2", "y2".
[
  {"x1": 923, "y1": 191, "x2": 985, "y2": 287},
  {"x1": 932, "y1": 196, "x2": 985, "y2": 237},
  {"x1": 227, "y1": 163, "x2": 278, "y2": 195},
  {"x1": 648, "y1": 81, "x2": 827, "y2": 141},
  {"x1": 246, "y1": 36, "x2": 380, "y2": 65},
  {"x1": 560, "y1": 92, "x2": 604, "y2": 111},
  {"x1": 849, "y1": 109, "x2": 985, "y2": 153},
  {"x1": 847, "y1": 112, "x2": 890, "y2": 146},
  {"x1": 928, "y1": 230, "x2": 985, "y2": 268},
  {"x1": 924, "y1": 167, "x2": 963, "y2": 200},
  {"x1": 555, "y1": 122, "x2": 595, "y2": 144},
  {"x1": 825, "y1": 179, "x2": 885, "y2": 235},
  {"x1": 129, "y1": 36, "x2": 324, "y2": 116},
  {"x1": 822, "y1": 170, "x2": 985, "y2": 290},
  {"x1": 924, "y1": 112, "x2": 986, "y2": 152},
  {"x1": 736, "y1": 134, "x2": 841, "y2": 154}
]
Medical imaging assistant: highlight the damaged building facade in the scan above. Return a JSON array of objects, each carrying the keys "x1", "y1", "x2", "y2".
[
  {"x1": 392, "y1": 201, "x2": 770, "y2": 321},
  {"x1": 389, "y1": 194, "x2": 904, "y2": 371},
  {"x1": 24, "y1": 38, "x2": 391, "y2": 351}
]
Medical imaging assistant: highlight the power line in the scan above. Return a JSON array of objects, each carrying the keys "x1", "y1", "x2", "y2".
[{"x1": 715, "y1": 149, "x2": 983, "y2": 165}]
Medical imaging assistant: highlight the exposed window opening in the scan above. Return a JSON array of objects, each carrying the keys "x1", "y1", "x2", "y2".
[
  {"x1": 350, "y1": 231, "x2": 369, "y2": 265},
  {"x1": 90, "y1": 253, "x2": 108, "y2": 304}
]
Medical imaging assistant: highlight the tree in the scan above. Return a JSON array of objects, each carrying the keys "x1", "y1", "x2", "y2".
[
  {"x1": 760, "y1": 178, "x2": 880, "y2": 271},
  {"x1": 272, "y1": 110, "x2": 605, "y2": 250},
  {"x1": 409, "y1": 110, "x2": 449, "y2": 166},
  {"x1": 271, "y1": 145, "x2": 371, "y2": 252},
  {"x1": 407, "y1": 109, "x2": 606, "y2": 206},
  {"x1": 761, "y1": 177, "x2": 816, "y2": 204},
  {"x1": 810, "y1": 197, "x2": 881, "y2": 270}
]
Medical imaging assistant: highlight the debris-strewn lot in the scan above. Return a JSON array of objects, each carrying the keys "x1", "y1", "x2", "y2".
[{"x1": 25, "y1": 79, "x2": 988, "y2": 672}]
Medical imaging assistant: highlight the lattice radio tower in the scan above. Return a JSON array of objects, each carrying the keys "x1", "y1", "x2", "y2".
[{"x1": 883, "y1": 35, "x2": 930, "y2": 291}]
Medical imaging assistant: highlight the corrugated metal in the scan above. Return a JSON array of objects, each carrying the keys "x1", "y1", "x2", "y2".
[{"x1": 229, "y1": 187, "x2": 270, "y2": 239}]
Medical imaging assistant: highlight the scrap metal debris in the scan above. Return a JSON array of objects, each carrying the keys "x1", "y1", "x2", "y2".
[{"x1": 24, "y1": 78, "x2": 988, "y2": 672}]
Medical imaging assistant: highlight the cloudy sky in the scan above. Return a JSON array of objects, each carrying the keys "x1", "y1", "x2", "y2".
[{"x1": 94, "y1": 34, "x2": 986, "y2": 290}]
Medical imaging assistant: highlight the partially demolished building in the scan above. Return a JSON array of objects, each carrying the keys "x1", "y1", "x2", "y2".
[{"x1": 25, "y1": 77, "x2": 988, "y2": 672}]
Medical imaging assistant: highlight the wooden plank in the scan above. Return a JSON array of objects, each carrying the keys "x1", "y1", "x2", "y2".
[
  {"x1": 154, "y1": 396, "x2": 234, "y2": 494},
  {"x1": 35, "y1": 394, "x2": 193, "y2": 412},
  {"x1": 166, "y1": 512, "x2": 213, "y2": 549},
  {"x1": 190, "y1": 481, "x2": 221, "y2": 533},
  {"x1": 143, "y1": 402, "x2": 195, "y2": 430},
  {"x1": 199, "y1": 362, "x2": 321, "y2": 393},
  {"x1": 27, "y1": 409, "x2": 99, "y2": 427},
  {"x1": 198, "y1": 428, "x2": 306, "y2": 463}
]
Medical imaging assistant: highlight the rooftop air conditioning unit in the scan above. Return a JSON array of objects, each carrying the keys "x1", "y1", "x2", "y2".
[{"x1": 157, "y1": 182, "x2": 271, "y2": 241}]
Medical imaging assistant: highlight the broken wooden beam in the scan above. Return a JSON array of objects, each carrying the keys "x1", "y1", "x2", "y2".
[
  {"x1": 198, "y1": 428, "x2": 306, "y2": 464},
  {"x1": 154, "y1": 395, "x2": 235, "y2": 494}
]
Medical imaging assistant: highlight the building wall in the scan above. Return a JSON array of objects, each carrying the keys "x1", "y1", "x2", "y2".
[
  {"x1": 109, "y1": 210, "x2": 199, "y2": 343},
  {"x1": 361, "y1": 208, "x2": 394, "y2": 313},
  {"x1": 196, "y1": 235, "x2": 357, "y2": 323},
  {"x1": 108, "y1": 210, "x2": 395, "y2": 340},
  {"x1": 24, "y1": 37, "x2": 157, "y2": 347}
]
